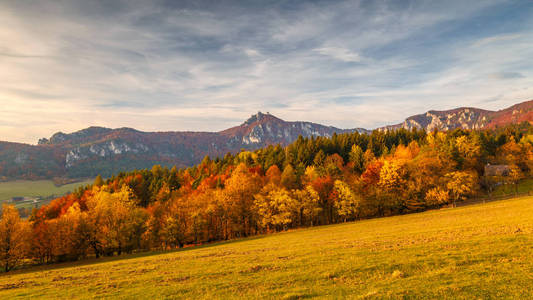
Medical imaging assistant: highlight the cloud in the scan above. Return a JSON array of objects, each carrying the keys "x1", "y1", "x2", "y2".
[
  {"x1": 314, "y1": 47, "x2": 361, "y2": 62},
  {"x1": 472, "y1": 34, "x2": 521, "y2": 47},
  {"x1": 0, "y1": 0, "x2": 532, "y2": 143},
  {"x1": 489, "y1": 72, "x2": 525, "y2": 80}
]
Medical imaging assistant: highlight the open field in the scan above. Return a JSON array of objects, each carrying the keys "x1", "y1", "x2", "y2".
[
  {"x1": 0, "y1": 180, "x2": 91, "y2": 205},
  {"x1": 1, "y1": 196, "x2": 532, "y2": 299}
]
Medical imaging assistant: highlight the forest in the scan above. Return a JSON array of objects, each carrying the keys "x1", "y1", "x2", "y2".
[{"x1": 1, "y1": 123, "x2": 533, "y2": 272}]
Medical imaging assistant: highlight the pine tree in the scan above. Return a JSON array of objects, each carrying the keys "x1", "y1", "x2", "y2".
[{"x1": 94, "y1": 174, "x2": 104, "y2": 187}]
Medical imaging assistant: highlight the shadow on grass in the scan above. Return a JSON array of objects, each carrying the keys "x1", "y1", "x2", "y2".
[{"x1": 0, "y1": 233, "x2": 277, "y2": 277}]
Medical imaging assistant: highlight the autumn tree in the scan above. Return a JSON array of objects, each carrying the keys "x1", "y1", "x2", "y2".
[
  {"x1": 311, "y1": 176, "x2": 335, "y2": 224},
  {"x1": 46, "y1": 203, "x2": 89, "y2": 261},
  {"x1": 324, "y1": 154, "x2": 344, "y2": 177},
  {"x1": 94, "y1": 174, "x2": 104, "y2": 187},
  {"x1": 0, "y1": 205, "x2": 30, "y2": 272},
  {"x1": 86, "y1": 185, "x2": 148, "y2": 255},
  {"x1": 223, "y1": 163, "x2": 261, "y2": 237},
  {"x1": 292, "y1": 186, "x2": 321, "y2": 226},
  {"x1": 378, "y1": 160, "x2": 406, "y2": 192},
  {"x1": 302, "y1": 166, "x2": 319, "y2": 185},
  {"x1": 507, "y1": 165, "x2": 523, "y2": 195},
  {"x1": 454, "y1": 135, "x2": 482, "y2": 171},
  {"x1": 265, "y1": 165, "x2": 282, "y2": 185},
  {"x1": 281, "y1": 164, "x2": 299, "y2": 190},
  {"x1": 313, "y1": 150, "x2": 326, "y2": 167},
  {"x1": 361, "y1": 159, "x2": 383, "y2": 189},
  {"x1": 445, "y1": 171, "x2": 478, "y2": 207},
  {"x1": 254, "y1": 187, "x2": 298, "y2": 231},
  {"x1": 30, "y1": 221, "x2": 54, "y2": 264},
  {"x1": 497, "y1": 139, "x2": 523, "y2": 167},
  {"x1": 424, "y1": 187, "x2": 449, "y2": 207},
  {"x1": 160, "y1": 201, "x2": 187, "y2": 249},
  {"x1": 333, "y1": 180, "x2": 360, "y2": 222},
  {"x1": 144, "y1": 202, "x2": 166, "y2": 249}
]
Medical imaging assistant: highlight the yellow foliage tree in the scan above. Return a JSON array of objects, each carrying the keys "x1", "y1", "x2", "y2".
[
  {"x1": 333, "y1": 180, "x2": 360, "y2": 222},
  {"x1": 0, "y1": 205, "x2": 30, "y2": 272},
  {"x1": 223, "y1": 163, "x2": 261, "y2": 237},
  {"x1": 378, "y1": 160, "x2": 406, "y2": 191},
  {"x1": 445, "y1": 171, "x2": 478, "y2": 207},
  {"x1": 507, "y1": 165, "x2": 523, "y2": 195},
  {"x1": 87, "y1": 185, "x2": 147, "y2": 255},
  {"x1": 292, "y1": 186, "x2": 322, "y2": 226},
  {"x1": 425, "y1": 187, "x2": 450, "y2": 207},
  {"x1": 348, "y1": 144, "x2": 365, "y2": 173},
  {"x1": 47, "y1": 203, "x2": 88, "y2": 261},
  {"x1": 455, "y1": 135, "x2": 482, "y2": 169},
  {"x1": 161, "y1": 215, "x2": 186, "y2": 248},
  {"x1": 254, "y1": 187, "x2": 298, "y2": 231},
  {"x1": 302, "y1": 166, "x2": 319, "y2": 185}
]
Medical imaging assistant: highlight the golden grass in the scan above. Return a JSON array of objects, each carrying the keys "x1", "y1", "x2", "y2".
[{"x1": 1, "y1": 196, "x2": 532, "y2": 299}]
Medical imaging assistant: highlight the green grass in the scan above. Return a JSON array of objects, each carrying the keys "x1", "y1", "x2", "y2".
[
  {"x1": 493, "y1": 178, "x2": 533, "y2": 196},
  {"x1": 0, "y1": 180, "x2": 92, "y2": 203},
  {"x1": 1, "y1": 196, "x2": 532, "y2": 299}
]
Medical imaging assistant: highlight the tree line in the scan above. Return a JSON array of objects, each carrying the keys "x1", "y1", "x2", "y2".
[{"x1": 1, "y1": 123, "x2": 533, "y2": 271}]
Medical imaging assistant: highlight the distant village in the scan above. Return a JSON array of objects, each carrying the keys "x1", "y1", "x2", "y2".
[
  {"x1": 2, "y1": 196, "x2": 48, "y2": 218},
  {"x1": 7, "y1": 196, "x2": 41, "y2": 205}
]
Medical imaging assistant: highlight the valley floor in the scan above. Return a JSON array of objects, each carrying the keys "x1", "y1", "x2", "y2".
[
  {"x1": 1, "y1": 196, "x2": 532, "y2": 299},
  {"x1": 0, "y1": 180, "x2": 92, "y2": 210}
]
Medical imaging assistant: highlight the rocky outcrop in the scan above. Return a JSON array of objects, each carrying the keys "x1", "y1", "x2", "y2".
[
  {"x1": 222, "y1": 112, "x2": 368, "y2": 146},
  {"x1": 380, "y1": 100, "x2": 533, "y2": 132},
  {"x1": 65, "y1": 141, "x2": 150, "y2": 168}
]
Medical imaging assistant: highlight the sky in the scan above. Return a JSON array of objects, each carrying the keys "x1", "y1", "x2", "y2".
[{"x1": 1, "y1": 0, "x2": 532, "y2": 144}]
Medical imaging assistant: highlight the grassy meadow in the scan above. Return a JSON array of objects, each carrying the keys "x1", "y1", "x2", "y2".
[
  {"x1": 1, "y1": 196, "x2": 532, "y2": 299},
  {"x1": 0, "y1": 180, "x2": 91, "y2": 205}
]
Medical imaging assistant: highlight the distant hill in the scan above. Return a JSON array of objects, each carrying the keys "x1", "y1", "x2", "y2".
[
  {"x1": 0, "y1": 100, "x2": 531, "y2": 180},
  {"x1": 0, "y1": 112, "x2": 366, "y2": 179},
  {"x1": 380, "y1": 100, "x2": 533, "y2": 131}
]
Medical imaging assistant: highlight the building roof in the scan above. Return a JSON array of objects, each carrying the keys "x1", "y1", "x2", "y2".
[{"x1": 484, "y1": 164, "x2": 510, "y2": 176}]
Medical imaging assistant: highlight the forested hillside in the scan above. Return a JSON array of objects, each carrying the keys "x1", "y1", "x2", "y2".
[{"x1": 1, "y1": 122, "x2": 533, "y2": 270}]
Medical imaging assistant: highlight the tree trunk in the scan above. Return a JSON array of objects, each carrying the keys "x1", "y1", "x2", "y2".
[{"x1": 93, "y1": 243, "x2": 100, "y2": 259}]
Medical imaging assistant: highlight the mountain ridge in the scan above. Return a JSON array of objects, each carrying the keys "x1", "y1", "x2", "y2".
[
  {"x1": 1, "y1": 100, "x2": 532, "y2": 180},
  {"x1": 380, "y1": 100, "x2": 533, "y2": 132}
]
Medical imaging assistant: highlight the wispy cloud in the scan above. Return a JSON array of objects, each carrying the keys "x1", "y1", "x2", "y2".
[
  {"x1": 0, "y1": 0, "x2": 532, "y2": 143},
  {"x1": 489, "y1": 72, "x2": 525, "y2": 80},
  {"x1": 314, "y1": 47, "x2": 362, "y2": 62}
]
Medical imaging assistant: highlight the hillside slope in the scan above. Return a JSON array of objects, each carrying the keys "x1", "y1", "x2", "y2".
[{"x1": 2, "y1": 196, "x2": 531, "y2": 299}]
